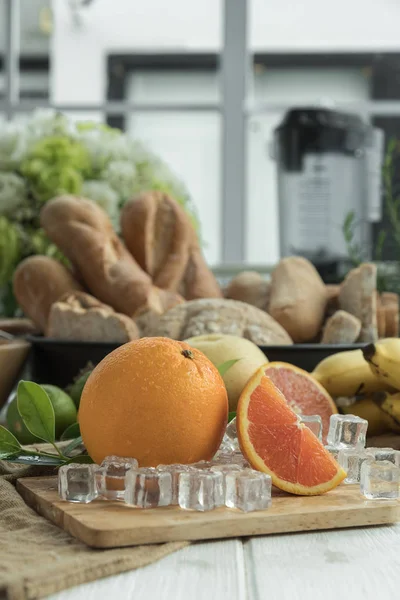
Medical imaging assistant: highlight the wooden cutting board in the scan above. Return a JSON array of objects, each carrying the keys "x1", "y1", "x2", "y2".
[{"x1": 17, "y1": 476, "x2": 400, "y2": 549}]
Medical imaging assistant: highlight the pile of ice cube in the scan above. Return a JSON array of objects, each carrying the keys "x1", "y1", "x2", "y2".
[
  {"x1": 58, "y1": 418, "x2": 272, "y2": 512},
  {"x1": 325, "y1": 414, "x2": 400, "y2": 500}
]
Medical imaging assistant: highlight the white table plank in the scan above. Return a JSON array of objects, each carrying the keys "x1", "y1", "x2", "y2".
[
  {"x1": 246, "y1": 524, "x2": 400, "y2": 600},
  {"x1": 48, "y1": 539, "x2": 246, "y2": 600}
]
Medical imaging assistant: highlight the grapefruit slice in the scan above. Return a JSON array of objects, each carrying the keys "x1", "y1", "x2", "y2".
[
  {"x1": 263, "y1": 362, "x2": 337, "y2": 442},
  {"x1": 237, "y1": 368, "x2": 346, "y2": 495}
]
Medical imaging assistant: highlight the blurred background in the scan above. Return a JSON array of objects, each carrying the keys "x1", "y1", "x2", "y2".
[{"x1": 2, "y1": 0, "x2": 400, "y2": 284}]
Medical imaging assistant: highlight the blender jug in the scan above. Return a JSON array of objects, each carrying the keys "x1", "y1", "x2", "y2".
[{"x1": 271, "y1": 108, "x2": 384, "y2": 263}]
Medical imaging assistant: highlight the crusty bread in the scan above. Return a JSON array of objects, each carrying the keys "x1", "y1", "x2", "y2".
[
  {"x1": 225, "y1": 271, "x2": 270, "y2": 310},
  {"x1": 384, "y1": 304, "x2": 399, "y2": 337},
  {"x1": 121, "y1": 191, "x2": 192, "y2": 291},
  {"x1": 376, "y1": 293, "x2": 386, "y2": 338},
  {"x1": 325, "y1": 284, "x2": 340, "y2": 317},
  {"x1": 138, "y1": 298, "x2": 293, "y2": 344},
  {"x1": 380, "y1": 291, "x2": 399, "y2": 337},
  {"x1": 268, "y1": 257, "x2": 327, "y2": 342},
  {"x1": 321, "y1": 310, "x2": 362, "y2": 344},
  {"x1": 0, "y1": 318, "x2": 39, "y2": 336},
  {"x1": 40, "y1": 195, "x2": 182, "y2": 317},
  {"x1": 13, "y1": 256, "x2": 83, "y2": 332},
  {"x1": 47, "y1": 291, "x2": 139, "y2": 342},
  {"x1": 381, "y1": 292, "x2": 399, "y2": 306},
  {"x1": 338, "y1": 263, "x2": 378, "y2": 342},
  {"x1": 120, "y1": 192, "x2": 222, "y2": 300}
]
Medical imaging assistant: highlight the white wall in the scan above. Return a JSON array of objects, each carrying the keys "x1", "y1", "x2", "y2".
[{"x1": 51, "y1": 0, "x2": 400, "y2": 265}]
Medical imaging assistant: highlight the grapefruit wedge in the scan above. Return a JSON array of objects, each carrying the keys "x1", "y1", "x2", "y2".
[
  {"x1": 237, "y1": 367, "x2": 346, "y2": 496},
  {"x1": 263, "y1": 362, "x2": 337, "y2": 442}
]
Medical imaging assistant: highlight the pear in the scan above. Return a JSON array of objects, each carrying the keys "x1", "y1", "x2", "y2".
[{"x1": 184, "y1": 334, "x2": 268, "y2": 411}]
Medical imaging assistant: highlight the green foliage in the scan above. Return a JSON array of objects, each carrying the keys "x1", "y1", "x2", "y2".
[
  {"x1": 217, "y1": 359, "x2": 241, "y2": 377},
  {"x1": 0, "y1": 381, "x2": 92, "y2": 466},
  {"x1": 0, "y1": 217, "x2": 20, "y2": 286}
]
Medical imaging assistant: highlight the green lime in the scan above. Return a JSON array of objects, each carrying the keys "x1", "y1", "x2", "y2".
[
  {"x1": 6, "y1": 396, "x2": 39, "y2": 445},
  {"x1": 68, "y1": 371, "x2": 92, "y2": 409},
  {"x1": 6, "y1": 384, "x2": 78, "y2": 444},
  {"x1": 41, "y1": 385, "x2": 77, "y2": 439}
]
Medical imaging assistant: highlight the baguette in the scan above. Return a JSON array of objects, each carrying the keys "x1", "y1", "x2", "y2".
[
  {"x1": 47, "y1": 291, "x2": 139, "y2": 342},
  {"x1": 41, "y1": 195, "x2": 182, "y2": 316},
  {"x1": 121, "y1": 192, "x2": 222, "y2": 299},
  {"x1": 13, "y1": 256, "x2": 83, "y2": 332},
  {"x1": 268, "y1": 257, "x2": 327, "y2": 342},
  {"x1": 338, "y1": 263, "x2": 378, "y2": 342}
]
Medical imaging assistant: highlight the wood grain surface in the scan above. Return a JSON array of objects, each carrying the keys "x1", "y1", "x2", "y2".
[{"x1": 17, "y1": 476, "x2": 400, "y2": 549}]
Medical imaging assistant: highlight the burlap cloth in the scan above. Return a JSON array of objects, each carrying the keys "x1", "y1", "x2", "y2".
[{"x1": 0, "y1": 456, "x2": 188, "y2": 600}]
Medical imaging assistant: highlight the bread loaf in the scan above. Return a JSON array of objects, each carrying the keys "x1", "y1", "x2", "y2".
[
  {"x1": 339, "y1": 263, "x2": 378, "y2": 342},
  {"x1": 268, "y1": 257, "x2": 327, "y2": 342},
  {"x1": 225, "y1": 271, "x2": 270, "y2": 310},
  {"x1": 121, "y1": 192, "x2": 222, "y2": 300},
  {"x1": 321, "y1": 310, "x2": 362, "y2": 344},
  {"x1": 140, "y1": 298, "x2": 292, "y2": 345},
  {"x1": 381, "y1": 292, "x2": 399, "y2": 337},
  {"x1": 13, "y1": 256, "x2": 83, "y2": 332},
  {"x1": 41, "y1": 195, "x2": 182, "y2": 316},
  {"x1": 47, "y1": 291, "x2": 139, "y2": 342}
]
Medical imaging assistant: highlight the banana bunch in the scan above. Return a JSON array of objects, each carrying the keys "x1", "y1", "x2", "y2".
[
  {"x1": 363, "y1": 338, "x2": 400, "y2": 391},
  {"x1": 0, "y1": 217, "x2": 20, "y2": 286},
  {"x1": 312, "y1": 339, "x2": 400, "y2": 436},
  {"x1": 311, "y1": 349, "x2": 391, "y2": 397}
]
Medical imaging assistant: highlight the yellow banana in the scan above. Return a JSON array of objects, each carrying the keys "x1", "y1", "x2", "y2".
[
  {"x1": 375, "y1": 391, "x2": 400, "y2": 432},
  {"x1": 341, "y1": 393, "x2": 392, "y2": 436},
  {"x1": 312, "y1": 349, "x2": 389, "y2": 397},
  {"x1": 363, "y1": 338, "x2": 400, "y2": 391}
]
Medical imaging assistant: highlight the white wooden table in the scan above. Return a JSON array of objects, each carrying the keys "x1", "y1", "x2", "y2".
[{"x1": 49, "y1": 525, "x2": 400, "y2": 600}]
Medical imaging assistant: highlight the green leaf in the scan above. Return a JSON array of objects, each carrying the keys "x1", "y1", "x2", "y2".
[
  {"x1": 63, "y1": 436, "x2": 84, "y2": 457},
  {"x1": 17, "y1": 381, "x2": 55, "y2": 444},
  {"x1": 228, "y1": 411, "x2": 236, "y2": 423},
  {"x1": 217, "y1": 358, "x2": 240, "y2": 377},
  {"x1": 0, "y1": 425, "x2": 22, "y2": 459},
  {"x1": 65, "y1": 454, "x2": 94, "y2": 465},
  {"x1": 60, "y1": 422, "x2": 80, "y2": 441},
  {"x1": 2, "y1": 453, "x2": 63, "y2": 466}
]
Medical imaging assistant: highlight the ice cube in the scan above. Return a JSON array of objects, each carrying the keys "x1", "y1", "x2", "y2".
[
  {"x1": 324, "y1": 445, "x2": 340, "y2": 461},
  {"x1": 225, "y1": 470, "x2": 272, "y2": 512},
  {"x1": 212, "y1": 451, "x2": 249, "y2": 467},
  {"x1": 360, "y1": 460, "x2": 400, "y2": 499},
  {"x1": 58, "y1": 464, "x2": 98, "y2": 503},
  {"x1": 157, "y1": 464, "x2": 194, "y2": 504},
  {"x1": 326, "y1": 414, "x2": 368, "y2": 450},
  {"x1": 96, "y1": 457, "x2": 138, "y2": 501},
  {"x1": 178, "y1": 471, "x2": 224, "y2": 511},
  {"x1": 222, "y1": 417, "x2": 240, "y2": 452},
  {"x1": 189, "y1": 460, "x2": 213, "y2": 470},
  {"x1": 337, "y1": 449, "x2": 371, "y2": 484},
  {"x1": 125, "y1": 468, "x2": 172, "y2": 508},
  {"x1": 300, "y1": 415, "x2": 323, "y2": 441},
  {"x1": 366, "y1": 448, "x2": 400, "y2": 466}
]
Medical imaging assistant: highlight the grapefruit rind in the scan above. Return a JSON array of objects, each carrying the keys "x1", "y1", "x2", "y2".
[{"x1": 237, "y1": 367, "x2": 346, "y2": 496}]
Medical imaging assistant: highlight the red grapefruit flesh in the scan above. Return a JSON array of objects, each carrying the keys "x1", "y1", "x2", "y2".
[
  {"x1": 237, "y1": 368, "x2": 346, "y2": 495},
  {"x1": 263, "y1": 362, "x2": 337, "y2": 442}
]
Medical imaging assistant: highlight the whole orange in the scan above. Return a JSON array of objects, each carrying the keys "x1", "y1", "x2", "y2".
[{"x1": 78, "y1": 337, "x2": 228, "y2": 466}]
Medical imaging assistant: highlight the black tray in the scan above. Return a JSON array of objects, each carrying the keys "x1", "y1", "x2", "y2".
[{"x1": 27, "y1": 336, "x2": 365, "y2": 389}]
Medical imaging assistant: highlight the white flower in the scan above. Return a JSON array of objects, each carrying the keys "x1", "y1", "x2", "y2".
[
  {"x1": 76, "y1": 128, "x2": 131, "y2": 174},
  {"x1": 0, "y1": 121, "x2": 26, "y2": 169},
  {"x1": 103, "y1": 160, "x2": 137, "y2": 203},
  {"x1": 81, "y1": 180, "x2": 120, "y2": 227},
  {"x1": 0, "y1": 172, "x2": 27, "y2": 216}
]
